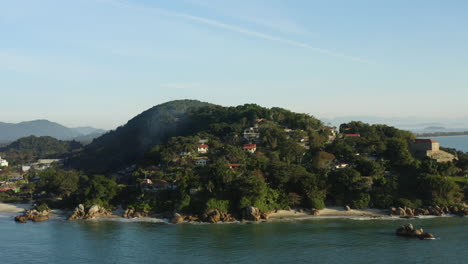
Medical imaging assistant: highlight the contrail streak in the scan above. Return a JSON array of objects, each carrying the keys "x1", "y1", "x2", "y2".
[{"x1": 95, "y1": 0, "x2": 369, "y2": 63}]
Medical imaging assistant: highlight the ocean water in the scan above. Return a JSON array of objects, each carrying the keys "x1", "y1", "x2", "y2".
[
  {"x1": 422, "y1": 135, "x2": 468, "y2": 152},
  {"x1": 1, "y1": 213, "x2": 467, "y2": 264}
]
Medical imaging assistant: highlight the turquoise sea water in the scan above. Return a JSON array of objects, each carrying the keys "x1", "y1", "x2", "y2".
[
  {"x1": 1, "y1": 212, "x2": 467, "y2": 264},
  {"x1": 422, "y1": 135, "x2": 468, "y2": 152}
]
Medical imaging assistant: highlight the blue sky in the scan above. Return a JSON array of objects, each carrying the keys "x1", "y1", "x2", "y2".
[{"x1": 1, "y1": 0, "x2": 467, "y2": 129}]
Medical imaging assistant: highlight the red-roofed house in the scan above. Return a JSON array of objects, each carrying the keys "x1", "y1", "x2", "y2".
[
  {"x1": 228, "y1": 163, "x2": 241, "y2": 169},
  {"x1": 345, "y1": 134, "x2": 361, "y2": 137},
  {"x1": 140, "y1": 179, "x2": 153, "y2": 185},
  {"x1": 198, "y1": 144, "x2": 209, "y2": 154},
  {"x1": 243, "y1": 144, "x2": 257, "y2": 153}
]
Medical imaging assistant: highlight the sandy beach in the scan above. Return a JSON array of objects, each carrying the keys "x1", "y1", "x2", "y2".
[
  {"x1": 0, "y1": 202, "x2": 32, "y2": 213},
  {"x1": 268, "y1": 207, "x2": 388, "y2": 219}
]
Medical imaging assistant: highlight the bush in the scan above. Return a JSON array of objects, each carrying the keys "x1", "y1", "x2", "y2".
[
  {"x1": 370, "y1": 193, "x2": 394, "y2": 208},
  {"x1": 351, "y1": 193, "x2": 371, "y2": 209},
  {"x1": 36, "y1": 203, "x2": 49, "y2": 212},
  {"x1": 205, "y1": 198, "x2": 230, "y2": 213},
  {"x1": 308, "y1": 197, "x2": 325, "y2": 210}
]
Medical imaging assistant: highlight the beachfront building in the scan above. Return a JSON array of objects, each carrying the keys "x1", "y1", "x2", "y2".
[
  {"x1": 410, "y1": 139, "x2": 456, "y2": 163},
  {"x1": 0, "y1": 156, "x2": 8, "y2": 167}
]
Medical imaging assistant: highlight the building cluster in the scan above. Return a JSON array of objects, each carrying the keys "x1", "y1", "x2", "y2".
[{"x1": 21, "y1": 159, "x2": 63, "y2": 172}]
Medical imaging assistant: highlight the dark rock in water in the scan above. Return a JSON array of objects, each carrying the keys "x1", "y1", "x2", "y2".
[
  {"x1": 418, "y1": 232, "x2": 435, "y2": 240},
  {"x1": 14, "y1": 215, "x2": 28, "y2": 223},
  {"x1": 14, "y1": 209, "x2": 50, "y2": 223},
  {"x1": 31, "y1": 214, "x2": 49, "y2": 222},
  {"x1": 396, "y1": 224, "x2": 434, "y2": 240}
]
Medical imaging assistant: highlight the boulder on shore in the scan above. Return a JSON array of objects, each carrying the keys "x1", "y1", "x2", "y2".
[
  {"x1": 242, "y1": 206, "x2": 262, "y2": 221},
  {"x1": 171, "y1": 213, "x2": 185, "y2": 224},
  {"x1": 68, "y1": 204, "x2": 111, "y2": 220}
]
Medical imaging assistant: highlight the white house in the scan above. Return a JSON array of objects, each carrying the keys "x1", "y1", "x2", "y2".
[
  {"x1": 0, "y1": 156, "x2": 8, "y2": 167},
  {"x1": 243, "y1": 127, "x2": 260, "y2": 142},
  {"x1": 198, "y1": 144, "x2": 209, "y2": 154}
]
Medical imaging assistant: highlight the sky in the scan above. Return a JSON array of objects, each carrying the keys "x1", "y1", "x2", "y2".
[{"x1": 1, "y1": 0, "x2": 467, "y2": 129}]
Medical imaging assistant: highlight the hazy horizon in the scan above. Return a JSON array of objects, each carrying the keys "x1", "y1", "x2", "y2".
[{"x1": 2, "y1": 0, "x2": 468, "y2": 129}]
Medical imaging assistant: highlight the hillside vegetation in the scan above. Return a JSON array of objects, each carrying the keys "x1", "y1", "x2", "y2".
[
  {"x1": 25, "y1": 101, "x2": 468, "y2": 217},
  {"x1": 0, "y1": 136, "x2": 82, "y2": 165}
]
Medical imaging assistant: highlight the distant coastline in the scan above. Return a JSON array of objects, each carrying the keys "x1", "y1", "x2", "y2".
[{"x1": 415, "y1": 132, "x2": 468, "y2": 137}]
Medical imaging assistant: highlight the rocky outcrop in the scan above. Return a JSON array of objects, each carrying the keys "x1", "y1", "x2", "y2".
[
  {"x1": 390, "y1": 206, "x2": 468, "y2": 217},
  {"x1": 395, "y1": 224, "x2": 434, "y2": 240},
  {"x1": 311, "y1": 209, "x2": 320, "y2": 216},
  {"x1": 171, "y1": 213, "x2": 185, "y2": 224},
  {"x1": 68, "y1": 204, "x2": 86, "y2": 220},
  {"x1": 122, "y1": 208, "x2": 149, "y2": 218},
  {"x1": 14, "y1": 209, "x2": 50, "y2": 223},
  {"x1": 14, "y1": 215, "x2": 28, "y2": 223},
  {"x1": 68, "y1": 204, "x2": 111, "y2": 220},
  {"x1": 242, "y1": 206, "x2": 262, "y2": 221},
  {"x1": 200, "y1": 209, "x2": 236, "y2": 223}
]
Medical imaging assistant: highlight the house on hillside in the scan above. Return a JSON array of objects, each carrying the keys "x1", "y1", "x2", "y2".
[
  {"x1": 194, "y1": 157, "x2": 209, "y2": 166},
  {"x1": 243, "y1": 144, "x2": 257, "y2": 154},
  {"x1": 410, "y1": 139, "x2": 456, "y2": 163},
  {"x1": 243, "y1": 127, "x2": 260, "y2": 142},
  {"x1": 345, "y1": 134, "x2": 361, "y2": 138},
  {"x1": 335, "y1": 162, "x2": 349, "y2": 169},
  {"x1": 228, "y1": 163, "x2": 241, "y2": 170},
  {"x1": 0, "y1": 156, "x2": 8, "y2": 167},
  {"x1": 30, "y1": 159, "x2": 63, "y2": 171},
  {"x1": 140, "y1": 179, "x2": 174, "y2": 192},
  {"x1": 324, "y1": 126, "x2": 337, "y2": 143},
  {"x1": 298, "y1": 137, "x2": 310, "y2": 150},
  {"x1": 197, "y1": 144, "x2": 209, "y2": 154}
]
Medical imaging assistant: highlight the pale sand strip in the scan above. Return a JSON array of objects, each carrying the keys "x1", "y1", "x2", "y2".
[
  {"x1": 268, "y1": 207, "x2": 387, "y2": 219},
  {"x1": 0, "y1": 202, "x2": 31, "y2": 213}
]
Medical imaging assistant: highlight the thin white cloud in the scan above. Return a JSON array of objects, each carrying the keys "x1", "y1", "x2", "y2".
[
  {"x1": 95, "y1": 0, "x2": 369, "y2": 63},
  {"x1": 181, "y1": 0, "x2": 313, "y2": 36}
]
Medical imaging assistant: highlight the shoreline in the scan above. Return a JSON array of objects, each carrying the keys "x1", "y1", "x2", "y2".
[{"x1": 2, "y1": 203, "x2": 465, "y2": 223}]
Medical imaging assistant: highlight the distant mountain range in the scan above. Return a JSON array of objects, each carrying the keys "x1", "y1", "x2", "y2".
[{"x1": 0, "y1": 120, "x2": 106, "y2": 143}]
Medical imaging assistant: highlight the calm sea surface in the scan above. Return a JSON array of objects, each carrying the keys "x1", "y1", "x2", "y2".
[
  {"x1": 1, "y1": 212, "x2": 467, "y2": 264},
  {"x1": 422, "y1": 135, "x2": 468, "y2": 152}
]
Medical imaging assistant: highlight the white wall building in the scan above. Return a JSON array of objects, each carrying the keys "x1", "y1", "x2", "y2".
[{"x1": 0, "y1": 156, "x2": 8, "y2": 167}]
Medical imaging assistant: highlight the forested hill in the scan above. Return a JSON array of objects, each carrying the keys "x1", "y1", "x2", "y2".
[
  {"x1": 29, "y1": 100, "x2": 468, "y2": 214},
  {"x1": 68, "y1": 100, "x2": 214, "y2": 173},
  {"x1": 0, "y1": 136, "x2": 82, "y2": 165}
]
